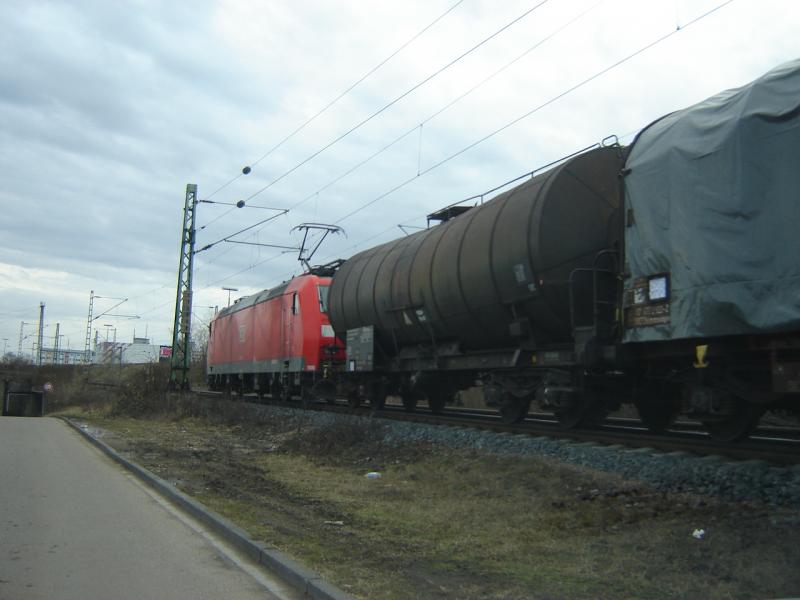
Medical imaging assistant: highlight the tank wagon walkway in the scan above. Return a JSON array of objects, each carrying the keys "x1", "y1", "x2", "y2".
[{"x1": 0, "y1": 417, "x2": 296, "y2": 600}]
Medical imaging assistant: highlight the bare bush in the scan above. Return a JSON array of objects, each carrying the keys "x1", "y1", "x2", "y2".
[
  {"x1": 109, "y1": 362, "x2": 170, "y2": 417},
  {"x1": 280, "y1": 419, "x2": 391, "y2": 464}
]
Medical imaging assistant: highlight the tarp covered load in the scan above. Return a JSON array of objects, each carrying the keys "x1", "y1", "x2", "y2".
[{"x1": 622, "y1": 59, "x2": 800, "y2": 343}]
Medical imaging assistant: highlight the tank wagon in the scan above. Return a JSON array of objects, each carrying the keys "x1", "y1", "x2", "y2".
[
  {"x1": 326, "y1": 59, "x2": 800, "y2": 441},
  {"x1": 207, "y1": 272, "x2": 344, "y2": 401}
]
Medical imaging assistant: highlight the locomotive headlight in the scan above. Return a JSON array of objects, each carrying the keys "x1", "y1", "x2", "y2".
[
  {"x1": 321, "y1": 324, "x2": 334, "y2": 338},
  {"x1": 648, "y1": 275, "x2": 669, "y2": 302}
]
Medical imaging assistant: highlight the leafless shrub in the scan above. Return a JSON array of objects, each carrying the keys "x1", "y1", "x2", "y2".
[
  {"x1": 281, "y1": 419, "x2": 388, "y2": 462},
  {"x1": 109, "y1": 362, "x2": 170, "y2": 417}
]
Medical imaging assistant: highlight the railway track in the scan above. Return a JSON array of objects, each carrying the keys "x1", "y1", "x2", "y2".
[{"x1": 190, "y1": 389, "x2": 800, "y2": 466}]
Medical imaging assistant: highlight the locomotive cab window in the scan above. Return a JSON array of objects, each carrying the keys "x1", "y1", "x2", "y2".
[
  {"x1": 292, "y1": 292, "x2": 300, "y2": 315},
  {"x1": 318, "y1": 285, "x2": 329, "y2": 313}
]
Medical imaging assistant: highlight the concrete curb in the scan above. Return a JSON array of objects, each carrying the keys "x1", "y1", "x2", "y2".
[{"x1": 63, "y1": 418, "x2": 357, "y2": 600}]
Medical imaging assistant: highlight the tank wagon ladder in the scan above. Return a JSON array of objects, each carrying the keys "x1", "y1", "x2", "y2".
[
  {"x1": 518, "y1": 248, "x2": 625, "y2": 429},
  {"x1": 568, "y1": 249, "x2": 620, "y2": 359}
]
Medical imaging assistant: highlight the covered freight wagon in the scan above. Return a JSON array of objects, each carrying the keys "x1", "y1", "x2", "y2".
[{"x1": 622, "y1": 58, "x2": 800, "y2": 342}]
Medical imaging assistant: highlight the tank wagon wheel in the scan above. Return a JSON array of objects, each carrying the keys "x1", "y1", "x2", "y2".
[
  {"x1": 417, "y1": 386, "x2": 453, "y2": 415},
  {"x1": 279, "y1": 385, "x2": 292, "y2": 404},
  {"x1": 703, "y1": 397, "x2": 764, "y2": 443},
  {"x1": 425, "y1": 389, "x2": 449, "y2": 415},
  {"x1": 367, "y1": 382, "x2": 387, "y2": 412},
  {"x1": 370, "y1": 394, "x2": 386, "y2": 412},
  {"x1": 498, "y1": 394, "x2": 531, "y2": 424},
  {"x1": 635, "y1": 399, "x2": 678, "y2": 433},
  {"x1": 401, "y1": 393, "x2": 418, "y2": 413},
  {"x1": 633, "y1": 383, "x2": 679, "y2": 433},
  {"x1": 554, "y1": 399, "x2": 588, "y2": 429},
  {"x1": 554, "y1": 395, "x2": 609, "y2": 429}
]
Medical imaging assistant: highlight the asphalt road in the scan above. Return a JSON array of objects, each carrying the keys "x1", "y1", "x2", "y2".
[{"x1": 0, "y1": 417, "x2": 299, "y2": 600}]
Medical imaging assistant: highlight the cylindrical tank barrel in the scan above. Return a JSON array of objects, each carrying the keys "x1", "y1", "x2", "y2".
[{"x1": 328, "y1": 146, "x2": 623, "y2": 351}]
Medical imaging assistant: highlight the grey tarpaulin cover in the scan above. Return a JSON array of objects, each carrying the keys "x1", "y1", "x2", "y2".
[{"x1": 623, "y1": 59, "x2": 800, "y2": 343}]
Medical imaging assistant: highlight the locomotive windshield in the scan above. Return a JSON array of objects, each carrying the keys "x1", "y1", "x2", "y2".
[{"x1": 318, "y1": 285, "x2": 330, "y2": 313}]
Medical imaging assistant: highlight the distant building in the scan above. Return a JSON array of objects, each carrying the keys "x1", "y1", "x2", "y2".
[
  {"x1": 39, "y1": 348, "x2": 89, "y2": 365},
  {"x1": 35, "y1": 339, "x2": 171, "y2": 366},
  {"x1": 95, "y1": 338, "x2": 167, "y2": 365}
]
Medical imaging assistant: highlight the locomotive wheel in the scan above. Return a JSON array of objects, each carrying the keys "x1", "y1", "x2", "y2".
[
  {"x1": 704, "y1": 399, "x2": 764, "y2": 443},
  {"x1": 279, "y1": 385, "x2": 291, "y2": 403},
  {"x1": 498, "y1": 394, "x2": 530, "y2": 424},
  {"x1": 311, "y1": 380, "x2": 337, "y2": 405},
  {"x1": 255, "y1": 377, "x2": 268, "y2": 402},
  {"x1": 300, "y1": 387, "x2": 313, "y2": 408}
]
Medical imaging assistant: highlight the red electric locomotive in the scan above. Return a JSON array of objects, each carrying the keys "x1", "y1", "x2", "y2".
[{"x1": 206, "y1": 273, "x2": 344, "y2": 400}]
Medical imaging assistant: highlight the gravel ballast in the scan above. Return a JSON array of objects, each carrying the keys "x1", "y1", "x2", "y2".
[{"x1": 248, "y1": 403, "x2": 800, "y2": 508}]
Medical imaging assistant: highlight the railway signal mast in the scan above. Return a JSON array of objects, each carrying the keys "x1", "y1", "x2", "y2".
[
  {"x1": 18, "y1": 321, "x2": 29, "y2": 359},
  {"x1": 84, "y1": 291, "x2": 94, "y2": 364},
  {"x1": 36, "y1": 302, "x2": 45, "y2": 366},
  {"x1": 168, "y1": 183, "x2": 198, "y2": 391}
]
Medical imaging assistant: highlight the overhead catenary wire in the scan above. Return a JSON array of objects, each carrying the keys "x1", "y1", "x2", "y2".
[
  {"x1": 195, "y1": 210, "x2": 288, "y2": 254},
  {"x1": 199, "y1": 0, "x2": 466, "y2": 205},
  {"x1": 245, "y1": 0, "x2": 467, "y2": 173},
  {"x1": 191, "y1": 206, "x2": 300, "y2": 285},
  {"x1": 197, "y1": 201, "x2": 285, "y2": 233},
  {"x1": 193, "y1": 1, "x2": 466, "y2": 234},
  {"x1": 283, "y1": 0, "x2": 606, "y2": 214},
  {"x1": 197, "y1": 0, "x2": 591, "y2": 258},
  {"x1": 332, "y1": 0, "x2": 735, "y2": 224},
  {"x1": 241, "y1": 0, "x2": 553, "y2": 204}
]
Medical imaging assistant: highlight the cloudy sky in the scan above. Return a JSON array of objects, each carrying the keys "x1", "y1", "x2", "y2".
[{"x1": 1, "y1": 0, "x2": 798, "y2": 358}]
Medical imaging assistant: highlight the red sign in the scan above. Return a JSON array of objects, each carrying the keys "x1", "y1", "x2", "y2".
[{"x1": 159, "y1": 346, "x2": 172, "y2": 358}]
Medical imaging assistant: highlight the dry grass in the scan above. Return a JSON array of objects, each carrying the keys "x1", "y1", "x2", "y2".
[{"x1": 61, "y1": 408, "x2": 800, "y2": 600}]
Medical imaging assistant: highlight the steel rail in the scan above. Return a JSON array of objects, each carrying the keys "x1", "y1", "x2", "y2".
[{"x1": 190, "y1": 389, "x2": 800, "y2": 465}]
